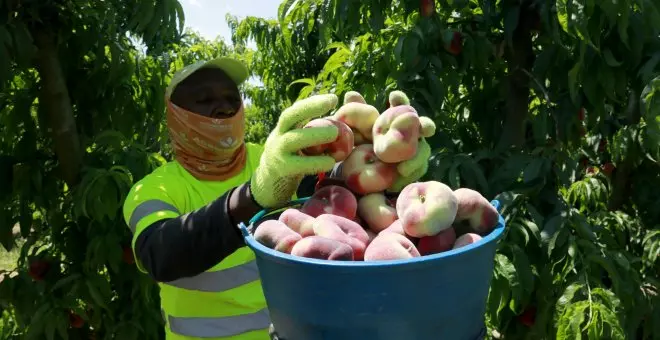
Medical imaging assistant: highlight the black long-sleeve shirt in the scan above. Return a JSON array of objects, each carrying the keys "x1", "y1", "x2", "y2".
[{"x1": 134, "y1": 167, "x2": 342, "y2": 282}]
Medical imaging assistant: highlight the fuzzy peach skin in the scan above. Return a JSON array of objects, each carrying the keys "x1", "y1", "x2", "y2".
[
  {"x1": 278, "y1": 209, "x2": 315, "y2": 237},
  {"x1": 301, "y1": 185, "x2": 358, "y2": 220},
  {"x1": 330, "y1": 99, "x2": 380, "y2": 145},
  {"x1": 379, "y1": 219, "x2": 418, "y2": 243},
  {"x1": 364, "y1": 232, "x2": 421, "y2": 261},
  {"x1": 357, "y1": 193, "x2": 398, "y2": 233},
  {"x1": 417, "y1": 227, "x2": 457, "y2": 255},
  {"x1": 341, "y1": 144, "x2": 398, "y2": 195},
  {"x1": 312, "y1": 218, "x2": 367, "y2": 260},
  {"x1": 301, "y1": 118, "x2": 355, "y2": 162},
  {"x1": 316, "y1": 214, "x2": 370, "y2": 247},
  {"x1": 290, "y1": 236, "x2": 355, "y2": 261},
  {"x1": 396, "y1": 181, "x2": 458, "y2": 238},
  {"x1": 452, "y1": 233, "x2": 483, "y2": 249},
  {"x1": 453, "y1": 188, "x2": 499, "y2": 235},
  {"x1": 372, "y1": 105, "x2": 421, "y2": 163},
  {"x1": 254, "y1": 220, "x2": 303, "y2": 254}
]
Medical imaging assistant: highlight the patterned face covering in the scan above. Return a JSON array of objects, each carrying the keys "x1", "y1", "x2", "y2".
[{"x1": 165, "y1": 98, "x2": 247, "y2": 181}]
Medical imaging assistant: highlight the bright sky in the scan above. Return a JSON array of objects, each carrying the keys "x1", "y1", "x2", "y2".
[{"x1": 180, "y1": 0, "x2": 281, "y2": 44}]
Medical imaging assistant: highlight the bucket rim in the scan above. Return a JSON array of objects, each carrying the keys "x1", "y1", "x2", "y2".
[{"x1": 238, "y1": 198, "x2": 506, "y2": 268}]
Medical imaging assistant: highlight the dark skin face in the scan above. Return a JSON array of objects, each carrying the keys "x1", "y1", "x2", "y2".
[{"x1": 170, "y1": 67, "x2": 242, "y2": 119}]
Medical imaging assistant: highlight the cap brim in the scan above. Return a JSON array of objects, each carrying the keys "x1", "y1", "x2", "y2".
[{"x1": 165, "y1": 56, "x2": 250, "y2": 99}]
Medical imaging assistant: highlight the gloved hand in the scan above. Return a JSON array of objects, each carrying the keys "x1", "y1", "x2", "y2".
[
  {"x1": 251, "y1": 94, "x2": 340, "y2": 208},
  {"x1": 384, "y1": 90, "x2": 437, "y2": 193}
]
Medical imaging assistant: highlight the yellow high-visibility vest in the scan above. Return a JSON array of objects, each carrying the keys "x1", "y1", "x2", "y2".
[{"x1": 123, "y1": 143, "x2": 271, "y2": 340}]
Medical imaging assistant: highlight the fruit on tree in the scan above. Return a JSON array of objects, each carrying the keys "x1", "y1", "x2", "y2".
[
  {"x1": 279, "y1": 209, "x2": 316, "y2": 237},
  {"x1": 342, "y1": 144, "x2": 398, "y2": 195},
  {"x1": 578, "y1": 107, "x2": 585, "y2": 121},
  {"x1": 302, "y1": 118, "x2": 354, "y2": 162},
  {"x1": 419, "y1": 0, "x2": 434, "y2": 17},
  {"x1": 312, "y1": 218, "x2": 367, "y2": 260},
  {"x1": 518, "y1": 306, "x2": 537, "y2": 327},
  {"x1": 452, "y1": 188, "x2": 499, "y2": 234},
  {"x1": 417, "y1": 227, "x2": 456, "y2": 255},
  {"x1": 364, "y1": 232, "x2": 421, "y2": 261},
  {"x1": 28, "y1": 259, "x2": 50, "y2": 281},
  {"x1": 254, "y1": 220, "x2": 303, "y2": 254},
  {"x1": 69, "y1": 311, "x2": 85, "y2": 329},
  {"x1": 396, "y1": 181, "x2": 458, "y2": 238},
  {"x1": 602, "y1": 162, "x2": 615, "y2": 176},
  {"x1": 444, "y1": 31, "x2": 463, "y2": 55},
  {"x1": 331, "y1": 101, "x2": 380, "y2": 145},
  {"x1": 290, "y1": 236, "x2": 355, "y2": 261},
  {"x1": 122, "y1": 246, "x2": 135, "y2": 264},
  {"x1": 357, "y1": 193, "x2": 398, "y2": 233},
  {"x1": 301, "y1": 185, "x2": 358, "y2": 220},
  {"x1": 453, "y1": 233, "x2": 482, "y2": 249},
  {"x1": 372, "y1": 105, "x2": 421, "y2": 163},
  {"x1": 316, "y1": 214, "x2": 370, "y2": 246}
]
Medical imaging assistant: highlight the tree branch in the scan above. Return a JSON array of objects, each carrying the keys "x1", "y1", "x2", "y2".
[
  {"x1": 607, "y1": 91, "x2": 640, "y2": 211},
  {"x1": 32, "y1": 29, "x2": 82, "y2": 187},
  {"x1": 498, "y1": 2, "x2": 536, "y2": 149}
]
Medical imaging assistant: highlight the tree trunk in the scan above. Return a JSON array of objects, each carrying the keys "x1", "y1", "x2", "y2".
[
  {"x1": 32, "y1": 29, "x2": 82, "y2": 187},
  {"x1": 608, "y1": 91, "x2": 640, "y2": 211},
  {"x1": 498, "y1": 3, "x2": 535, "y2": 149}
]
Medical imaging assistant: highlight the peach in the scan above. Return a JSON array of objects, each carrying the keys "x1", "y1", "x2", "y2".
[
  {"x1": 290, "y1": 236, "x2": 355, "y2": 261},
  {"x1": 417, "y1": 227, "x2": 456, "y2": 255},
  {"x1": 254, "y1": 220, "x2": 303, "y2": 254},
  {"x1": 453, "y1": 233, "x2": 483, "y2": 249},
  {"x1": 316, "y1": 214, "x2": 370, "y2": 246},
  {"x1": 372, "y1": 105, "x2": 421, "y2": 163},
  {"x1": 365, "y1": 229, "x2": 378, "y2": 245},
  {"x1": 453, "y1": 188, "x2": 499, "y2": 235},
  {"x1": 301, "y1": 118, "x2": 354, "y2": 162},
  {"x1": 341, "y1": 144, "x2": 398, "y2": 195},
  {"x1": 331, "y1": 102, "x2": 380, "y2": 144},
  {"x1": 343, "y1": 91, "x2": 367, "y2": 104},
  {"x1": 357, "y1": 193, "x2": 398, "y2": 233},
  {"x1": 396, "y1": 181, "x2": 458, "y2": 238},
  {"x1": 278, "y1": 209, "x2": 315, "y2": 237},
  {"x1": 301, "y1": 185, "x2": 358, "y2": 220},
  {"x1": 380, "y1": 219, "x2": 418, "y2": 243},
  {"x1": 364, "y1": 232, "x2": 421, "y2": 261},
  {"x1": 379, "y1": 219, "x2": 407, "y2": 237},
  {"x1": 312, "y1": 219, "x2": 367, "y2": 260}
]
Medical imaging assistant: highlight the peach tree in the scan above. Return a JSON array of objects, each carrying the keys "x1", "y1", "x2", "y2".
[
  {"x1": 229, "y1": 0, "x2": 660, "y2": 338},
  {"x1": 0, "y1": 0, "x2": 258, "y2": 338}
]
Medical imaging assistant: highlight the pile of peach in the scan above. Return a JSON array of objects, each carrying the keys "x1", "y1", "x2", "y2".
[
  {"x1": 254, "y1": 183, "x2": 499, "y2": 261},
  {"x1": 253, "y1": 91, "x2": 500, "y2": 260}
]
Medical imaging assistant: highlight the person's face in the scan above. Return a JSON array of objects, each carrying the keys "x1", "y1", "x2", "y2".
[{"x1": 170, "y1": 67, "x2": 242, "y2": 119}]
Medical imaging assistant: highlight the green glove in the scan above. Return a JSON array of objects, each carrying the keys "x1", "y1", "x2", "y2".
[
  {"x1": 251, "y1": 94, "x2": 340, "y2": 208},
  {"x1": 385, "y1": 91, "x2": 437, "y2": 193}
]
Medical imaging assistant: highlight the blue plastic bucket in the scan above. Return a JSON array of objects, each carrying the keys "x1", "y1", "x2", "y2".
[{"x1": 238, "y1": 198, "x2": 506, "y2": 340}]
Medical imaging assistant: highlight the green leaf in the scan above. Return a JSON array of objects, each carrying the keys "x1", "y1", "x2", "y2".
[
  {"x1": 523, "y1": 158, "x2": 545, "y2": 183},
  {"x1": 602, "y1": 49, "x2": 622, "y2": 67},
  {"x1": 568, "y1": 61, "x2": 582, "y2": 103}
]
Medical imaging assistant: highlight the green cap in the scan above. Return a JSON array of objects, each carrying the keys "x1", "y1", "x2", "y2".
[{"x1": 165, "y1": 56, "x2": 249, "y2": 99}]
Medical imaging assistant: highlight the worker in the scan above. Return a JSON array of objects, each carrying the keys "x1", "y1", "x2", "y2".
[{"x1": 122, "y1": 56, "x2": 432, "y2": 340}]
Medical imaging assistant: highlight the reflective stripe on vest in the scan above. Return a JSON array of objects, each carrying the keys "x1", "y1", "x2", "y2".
[
  {"x1": 164, "y1": 260, "x2": 260, "y2": 292},
  {"x1": 128, "y1": 199, "x2": 180, "y2": 232},
  {"x1": 167, "y1": 308, "x2": 271, "y2": 338}
]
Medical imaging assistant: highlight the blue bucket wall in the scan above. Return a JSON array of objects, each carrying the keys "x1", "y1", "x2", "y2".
[{"x1": 238, "y1": 199, "x2": 506, "y2": 340}]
